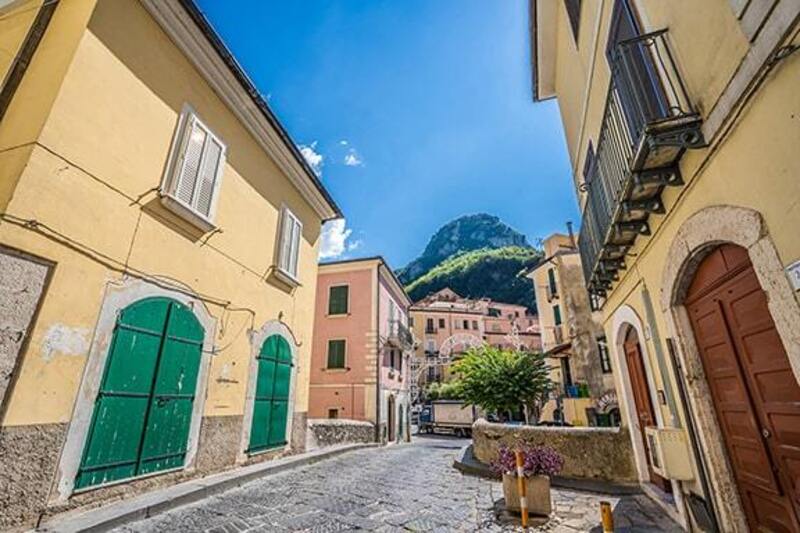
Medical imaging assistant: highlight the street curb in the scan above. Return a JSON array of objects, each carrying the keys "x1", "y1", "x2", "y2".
[{"x1": 38, "y1": 443, "x2": 377, "y2": 533}]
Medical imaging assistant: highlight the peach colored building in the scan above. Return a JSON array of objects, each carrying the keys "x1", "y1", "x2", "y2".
[
  {"x1": 409, "y1": 288, "x2": 541, "y2": 388},
  {"x1": 308, "y1": 257, "x2": 413, "y2": 443}
]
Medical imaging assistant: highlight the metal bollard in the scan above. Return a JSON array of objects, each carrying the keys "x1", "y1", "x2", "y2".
[
  {"x1": 600, "y1": 501, "x2": 614, "y2": 532},
  {"x1": 515, "y1": 450, "x2": 528, "y2": 528}
]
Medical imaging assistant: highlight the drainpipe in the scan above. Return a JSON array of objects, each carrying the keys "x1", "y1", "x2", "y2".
[
  {"x1": 0, "y1": 0, "x2": 60, "y2": 122},
  {"x1": 374, "y1": 266, "x2": 381, "y2": 443},
  {"x1": 640, "y1": 283, "x2": 679, "y2": 427}
]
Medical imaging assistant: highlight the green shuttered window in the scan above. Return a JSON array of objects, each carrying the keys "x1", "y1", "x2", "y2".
[
  {"x1": 327, "y1": 339, "x2": 346, "y2": 369},
  {"x1": 328, "y1": 285, "x2": 349, "y2": 315},
  {"x1": 248, "y1": 334, "x2": 293, "y2": 453},
  {"x1": 75, "y1": 297, "x2": 204, "y2": 490}
]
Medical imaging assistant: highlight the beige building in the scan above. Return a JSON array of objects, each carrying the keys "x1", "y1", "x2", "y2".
[
  {"x1": 527, "y1": 233, "x2": 617, "y2": 427},
  {"x1": 409, "y1": 288, "x2": 541, "y2": 392},
  {"x1": 0, "y1": 0, "x2": 339, "y2": 529},
  {"x1": 532, "y1": 0, "x2": 800, "y2": 530}
]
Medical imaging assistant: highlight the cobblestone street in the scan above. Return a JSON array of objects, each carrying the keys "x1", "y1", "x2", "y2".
[{"x1": 112, "y1": 435, "x2": 682, "y2": 532}]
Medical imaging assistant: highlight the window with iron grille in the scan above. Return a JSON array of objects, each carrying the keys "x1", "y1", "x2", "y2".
[
  {"x1": 327, "y1": 340, "x2": 346, "y2": 369},
  {"x1": 328, "y1": 285, "x2": 349, "y2": 315},
  {"x1": 598, "y1": 337, "x2": 612, "y2": 373}
]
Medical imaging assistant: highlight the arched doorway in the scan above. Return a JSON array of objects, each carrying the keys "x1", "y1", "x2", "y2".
[
  {"x1": 623, "y1": 327, "x2": 671, "y2": 493},
  {"x1": 248, "y1": 334, "x2": 293, "y2": 453},
  {"x1": 76, "y1": 297, "x2": 204, "y2": 489},
  {"x1": 685, "y1": 243, "x2": 800, "y2": 532},
  {"x1": 387, "y1": 395, "x2": 396, "y2": 443}
]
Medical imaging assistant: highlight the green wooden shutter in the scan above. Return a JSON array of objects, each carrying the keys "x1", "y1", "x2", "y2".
[
  {"x1": 249, "y1": 334, "x2": 292, "y2": 452},
  {"x1": 328, "y1": 286, "x2": 349, "y2": 315},
  {"x1": 76, "y1": 298, "x2": 204, "y2": 490},
  {"x1": 327, "y1": 340, "x2": 345, "y2": 369}
]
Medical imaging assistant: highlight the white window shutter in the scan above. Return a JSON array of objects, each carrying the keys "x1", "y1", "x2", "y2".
[
  {"x1": 196, "y1": 138, "x2": 224, "y2": 217},
  {"x1": 279, "y1": 211, "x2": 293, "y2": 273},
  {"x1": 288, "y1": 216, "x2": 301, "y2": 277},
  {"x1": 175, "y1": 118, "x2": 206, "y2": 206}
]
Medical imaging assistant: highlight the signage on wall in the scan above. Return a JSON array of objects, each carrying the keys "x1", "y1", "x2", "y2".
[{"x1": 786, "y1": 260, "x2": 800, "y2": 291}]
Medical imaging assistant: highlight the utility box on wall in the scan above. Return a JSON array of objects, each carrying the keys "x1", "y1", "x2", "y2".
[{"x1": 645, "y1": 427, "x2": 694, "y2": 480}]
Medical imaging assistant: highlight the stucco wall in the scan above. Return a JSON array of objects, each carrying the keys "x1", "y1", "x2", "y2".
[
  {"x1": 0, "y1": 0, "x2": 330, "y2": 528},
  {"x1": 472, "y1": 419, "x2": 637, "y2": 483}
]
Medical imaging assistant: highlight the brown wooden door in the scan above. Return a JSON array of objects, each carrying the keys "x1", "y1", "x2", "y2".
[
  {"x1": 687, "y1": 244, "x2": 800, "y2": 532},
  {"x1": 623, "y1": 328, "x2": 671, "y2": 492}
]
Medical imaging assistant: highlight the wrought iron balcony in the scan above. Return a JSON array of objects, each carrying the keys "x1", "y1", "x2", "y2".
[
  {"x1": 388, "y1": 320, "x2": 415, "y2": 350},
  {"x1": 578, "y1": 29, "x2": 704, "y2": 299}
]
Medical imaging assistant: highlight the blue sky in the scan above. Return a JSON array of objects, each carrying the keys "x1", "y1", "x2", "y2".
[{"x1": 196, "y1": 0, "x2": 577, "y2": 269}]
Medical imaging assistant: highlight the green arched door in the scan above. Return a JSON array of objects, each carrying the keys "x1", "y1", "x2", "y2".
[
  {"x1": 248, "y1": 334, "x2": 292, "y2": 453},
  {"x1": 76, "y1": 297, "x2": 204, "y2": 489}
]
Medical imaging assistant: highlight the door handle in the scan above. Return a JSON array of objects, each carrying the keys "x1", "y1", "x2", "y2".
[{"x1": 762, "y1": 428, "x2": 771, "y2": 439}]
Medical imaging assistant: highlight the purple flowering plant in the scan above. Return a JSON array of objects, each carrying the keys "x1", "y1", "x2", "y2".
[{"x1": 490, "y1": 445, "x2": 564, "y2": 478}]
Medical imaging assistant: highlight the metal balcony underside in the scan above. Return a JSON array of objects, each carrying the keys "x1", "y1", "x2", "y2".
[{"x1": 578, "y1": 29, "x2": 705, "y2": 299}]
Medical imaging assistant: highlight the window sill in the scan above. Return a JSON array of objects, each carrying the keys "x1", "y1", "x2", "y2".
[
  {"x1": 273, "y1": 267, "x2": 301, "y2": 287},
  {"x1": 160, "y1": 192, "x2": 216, "y2": 233},
  {"x1": 326, "y1": 312, "x2": 351, "y2": 318},
  {"x1": 324, "y1": 368, "x2": 349, "y2": 373}
]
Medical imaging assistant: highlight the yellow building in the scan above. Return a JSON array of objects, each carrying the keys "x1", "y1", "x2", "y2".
[
  {"x1": 526, "y1": 232, "x2": 617, "y2": 427},
  {"x1": 532, "y1": 0, "x2": 800, "y2": 530},
  {"x1": 0, "y1": 0, "x2": 340, "y2": 529}
]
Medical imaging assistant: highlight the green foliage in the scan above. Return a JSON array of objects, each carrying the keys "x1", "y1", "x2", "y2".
[
  {"x1": 398, "y1": 213, "x2": 530, "y2": 285},
  {"x1": 405, "y1": 246, "x2": 542, "y2": 311},
  {"x1": 425, "y1": 381, "x2": 462, "y2": 401},
  {"x1": 451, "y1": 346, "x2": 552, "y2": 419}
]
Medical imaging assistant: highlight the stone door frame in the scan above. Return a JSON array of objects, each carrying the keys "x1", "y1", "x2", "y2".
[
  {"x1": 238, "y1": 320, "x2": 299, "y2": 463},
  {"x1": 660, "y1": 205, "x2": 800, "y2": 533},
  {"x1": 53, "y1": 277, "x2": 217, "y2": 503}
]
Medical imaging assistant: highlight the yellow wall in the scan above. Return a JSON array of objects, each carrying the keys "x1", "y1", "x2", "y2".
[
  {"x1": 537, "y1": 0, "x2": 800, "y2": 522},
  {"x1": 0, "y1": 0, "x2": 326, "y2": 426}
]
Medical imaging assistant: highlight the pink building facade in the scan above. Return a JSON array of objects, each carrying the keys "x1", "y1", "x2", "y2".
[{"x1": 308, "y1": 257, "x2": 413, "y2": 443}]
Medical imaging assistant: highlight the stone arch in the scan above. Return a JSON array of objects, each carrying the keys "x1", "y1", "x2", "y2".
[
  {"x1": 238, "y1": 320, "x2": 299, "y2": 463},
  {"x1": 659, "y1": 204, "x2": 800, "y2": 533},
  {"x1": 54, "y1": 278, "x2": 217, "y2": 502},
  {"x1": 610, "y1": 305, "x2": 664, "y2": 482}
]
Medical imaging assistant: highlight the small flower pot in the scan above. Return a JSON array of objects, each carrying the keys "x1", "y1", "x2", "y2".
[{"x1": 502, "y1": 474, "x2": 552, "y2": 516}]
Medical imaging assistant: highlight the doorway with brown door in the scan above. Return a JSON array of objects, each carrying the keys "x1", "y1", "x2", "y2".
[
  {"x1": 623, "y1": 327, "x2": 672, "y2": 493},
  {"x1": 686, "y1": 243, "x2": 800, "y2": 533}
]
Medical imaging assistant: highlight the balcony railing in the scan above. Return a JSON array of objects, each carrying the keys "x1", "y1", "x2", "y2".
[
  {"x1": 388, "y1": 320, "x2": 415, "y2": 350},
  {"x1": 579, "y1": 29, "x2": 704, "y2": 299}
]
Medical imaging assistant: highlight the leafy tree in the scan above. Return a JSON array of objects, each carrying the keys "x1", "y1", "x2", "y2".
[
  {"x1": 451, "y1": 346, "x2": 552, "y2": 423},
  {"x1": 424, "y1": 381, "x2": 462, "y2": 401}
]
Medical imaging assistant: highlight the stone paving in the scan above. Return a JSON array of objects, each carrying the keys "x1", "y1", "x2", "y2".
[{"x1": 112, "y1": 435, "x2": 682, "y2": 532}]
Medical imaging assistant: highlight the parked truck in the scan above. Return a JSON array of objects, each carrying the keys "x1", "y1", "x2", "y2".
[{"x1": 418, "y1": 400, "x2": 476, "y2": 437}]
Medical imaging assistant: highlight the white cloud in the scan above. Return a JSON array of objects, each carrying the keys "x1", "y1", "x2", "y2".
[
  {"x1": 343, "y1": 149, "x2": 363, "y2": 167},
  {"x1": 339, "y1": 140, "x2": 349, "y2": 146},
  {"x1": 319, "y1": 219, "x2": 354, "y2": 259},
  {"x1": 347, "y1": 239, "x2": 363, "y2": 252},
  {"x1": 298, "y1": 141, "x2": 323, "y2": 176}
]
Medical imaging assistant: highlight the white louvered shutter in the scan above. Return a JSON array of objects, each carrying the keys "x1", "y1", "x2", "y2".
[
  {"x1": 288, "y1": 215, "x2": 300, "y2": 277},
  {"x1": 196, "y1": 137, "x2": 224, "y2": 217},
  {"x1": 176, "y1": 118, "x2": 206, "y2": 206},
  {"x1": 279, "y1": 211, "x2": 294, "y2": 274}
]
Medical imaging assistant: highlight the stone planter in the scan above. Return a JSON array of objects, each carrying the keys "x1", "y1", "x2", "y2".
[{"x1": 502, "y1": 474, "x2": 552, "y2": 516}]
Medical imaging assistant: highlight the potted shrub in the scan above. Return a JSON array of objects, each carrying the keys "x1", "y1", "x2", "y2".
[{"x1": 490, "y1": 445, "x2": 564, "y2": 516}]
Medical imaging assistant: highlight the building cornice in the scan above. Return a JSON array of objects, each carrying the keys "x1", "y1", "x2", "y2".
[{"x1": 140, "y1": 0, "x2": 341, "y2": 222}]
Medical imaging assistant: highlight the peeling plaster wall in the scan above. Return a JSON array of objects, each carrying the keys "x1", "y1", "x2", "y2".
[{"x1": 0, "y1": 248, "x2": 50, "y2": 413}]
